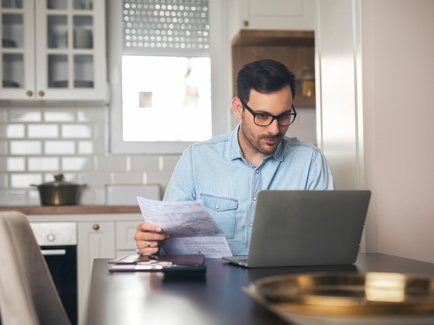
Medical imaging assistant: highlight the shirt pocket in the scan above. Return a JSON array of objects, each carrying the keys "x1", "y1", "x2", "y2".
[{"x1": 200, "y1": 194, "x2": 238, "y2": 239}]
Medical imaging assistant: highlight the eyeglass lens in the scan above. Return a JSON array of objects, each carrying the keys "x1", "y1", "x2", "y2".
[{"x1": 254, "y1": 113, "x2": 294, "y2": 126}]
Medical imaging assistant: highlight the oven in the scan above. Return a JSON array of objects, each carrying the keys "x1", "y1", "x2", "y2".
[{"x1": 30, "y1": 222, "x2": 78, "y2": 325}]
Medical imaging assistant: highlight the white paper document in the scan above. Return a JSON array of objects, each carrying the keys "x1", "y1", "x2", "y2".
[{"x1": 137, "y1": 197, "x2": 232, "y2": 258}]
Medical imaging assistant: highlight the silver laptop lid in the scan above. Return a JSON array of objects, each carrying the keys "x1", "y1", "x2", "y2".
[{"x1": 246, "y1": 190, "x2": 371, "y2": 267}]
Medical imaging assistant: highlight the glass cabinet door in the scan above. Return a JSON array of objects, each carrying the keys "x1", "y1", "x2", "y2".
[
  {"x1": 0, "y1": 0, "x2": 25, "y2": 91},
  {"x1": 0, "y1": 0, "x2": 104, "y2": 101},
  {"x1": 43, "y1": 0, "x2": 96, "y2": 93}
]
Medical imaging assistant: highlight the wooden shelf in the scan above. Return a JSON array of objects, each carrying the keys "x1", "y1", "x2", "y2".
[{"x1": 232, "y1": 29, "x2": 314, "y2": 47}]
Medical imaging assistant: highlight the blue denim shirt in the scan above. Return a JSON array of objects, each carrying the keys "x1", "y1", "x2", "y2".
[{"x1": 163, "y1": 126, "x2": 334, "y2": 255}]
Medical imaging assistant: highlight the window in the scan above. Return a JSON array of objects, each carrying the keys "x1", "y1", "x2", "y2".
[{"x1": 108, "y1": 0, "x2": 230, "y2": 154}]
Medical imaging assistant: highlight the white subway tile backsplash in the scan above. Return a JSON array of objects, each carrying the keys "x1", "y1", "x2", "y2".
[
  {"x1": 95, "y1": 156, "x2": 127, "y2": 171},
  {"x1": 6, "y1": 157, "x2": 25, "y2": 171},
  {"x1": 108, "y1": 171, "x2": 146, "y2": 184},
  {"x1": 28, "y1": 190, "x2": 41, "y2": 205},
  {"x1": 0, "y1": 189, "x2": 30, "y2": 205},
  {"x1": 44, "y1": 111, "x2": 76, "y2": 122},
  {"x1": 0, "y1": 106, "x2": 180, "y2": 205},
  {"x1": 161, "y1": 155, "x2": 181, "y2": 171},
  {"x1": 27, "y1": 124, "x2": 59, "y2": 138},
  {"x1": 9, "y1": 109, "x2": 42, "y2": 122},
  {"x1": 80, "y1": 187, "x2": 105, "y2": 205},
  {"x1": 92, "y1": 123, "x2": 106, "y2": 139},
  {"x1": 91, "y1": 139, "x2": 106, "y2": 154},
  {"x1": 45, "y1": 141, "x2": 75, "y2": 154},
  {"x1": 78, "y1": 140, "x2": 94, "y2": 154},
  {"x1": 0, "y1": 140, "x2": 7, "y2": 154},
  {"x1": 10, "y1": 141, "x2": 42, "y2": 155},
  {"x1": 43, "y1": 172, "x2": 76, "y2": 183},
  {"x1": 129, "y1": 156, "x2": 160, "y2": 171},
  {"x1": 5, "y1": 124, "x2": 25, "y2": 138},
  {"x1": 28, "y1": 157, "x2": 59, "y2": 171},
  {"x1": 146, "y1": 171, "x2": 172, "y2": 190},
  {"x1": 10, "y1": 173, "x2": 42, "y2": 188},
  {"x1": 0, "y1": 110, "x2": 6, "y2": 122},
  {"x1": 61, "y1": 124, "x2": 92, "y2": 138},
  {"x1": 62, "y1": 157, "x2": 94, "y2": 171},
  {"x1": 0, "y1": 173, "x2": 7, "y2": 187},
  {"x1": 77, "y1": 108, "x2": 105, "y2": 122},
  {"x1": 77, "y1": 171, "x2": 112, "y2": 187}
]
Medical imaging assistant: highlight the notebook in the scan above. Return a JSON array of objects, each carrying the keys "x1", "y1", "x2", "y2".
[{"x1": 223, "y1": 190, "x2": 371, "y2": 268}]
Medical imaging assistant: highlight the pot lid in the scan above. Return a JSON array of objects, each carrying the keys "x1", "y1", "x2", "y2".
[{"x1": 37, "y1": 173, "x2": 80, "y2": 187}]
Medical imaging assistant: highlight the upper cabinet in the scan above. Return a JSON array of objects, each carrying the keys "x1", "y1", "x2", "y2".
[
  {"x1": 0, "y1": 0, "x2": 106, "y2": 101},
  {"x1": 228, "y1": 0, "x2": 316, "y2": 39}
]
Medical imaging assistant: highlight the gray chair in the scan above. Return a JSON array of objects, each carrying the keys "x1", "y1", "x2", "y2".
[{"x1": 0, "y1": 211, "x2": 70, "y2": 325}]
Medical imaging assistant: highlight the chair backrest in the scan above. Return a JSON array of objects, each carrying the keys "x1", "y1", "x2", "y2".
[{"x1": 0, "y1": 211, "x2": 71, "y2": 325}]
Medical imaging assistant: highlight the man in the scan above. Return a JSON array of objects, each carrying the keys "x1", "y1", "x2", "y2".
[{"x1": 135, "y1": 59, "x2": 334, "y2": 256}]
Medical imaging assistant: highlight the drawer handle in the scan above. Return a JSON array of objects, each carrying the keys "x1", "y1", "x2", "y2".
[
  {"x1": 41, "y1": 249, "x2": 66, "y2": 256},
  {"x1": 93, "y1": 224, "x2": 100, "y2": 231},
  {"x1": 26, "y1": 90, "x2": 33, "y2": 97},
  {"x1": 38, "y1": 90, "x2": 45, "y2": 97}
]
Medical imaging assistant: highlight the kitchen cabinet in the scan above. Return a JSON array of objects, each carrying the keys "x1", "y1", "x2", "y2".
[
  {"x1": 0, "y1": 0, "x2": 106, "y2": 101},
  {"x1": 116, "y1": 221, "x2": 142, "y2": 256},
  {"x1": 232, "y1": 29, "x2": 316, "y2": 108},
  {"x1": 78, "y1": 220, "x2": 115, "y2": 325},
  {"x1": 228, "y1": 0, "x2": 316, "y2": 39}
]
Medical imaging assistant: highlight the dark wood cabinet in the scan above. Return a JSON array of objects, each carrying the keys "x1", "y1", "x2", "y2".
[{"x1": 231, "y1": 29, "x2": 315, "y2": 108}]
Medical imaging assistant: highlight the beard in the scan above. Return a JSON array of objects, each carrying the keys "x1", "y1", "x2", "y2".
[
  {"x1": 256, "y1": 134, "x2": 283, "y2": 155},
  {"x1": 240, "y1": 124, "x2": 284, "y2": 156}
]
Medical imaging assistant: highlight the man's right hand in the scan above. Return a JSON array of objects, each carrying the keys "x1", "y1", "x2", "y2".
[{"x1": 134, "y1": 222, "x2": 169, "y2": 256}]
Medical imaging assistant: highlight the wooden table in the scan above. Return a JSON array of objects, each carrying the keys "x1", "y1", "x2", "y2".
[{"x1": 84, "y1": 253, "x2": 434, "y2": 325}]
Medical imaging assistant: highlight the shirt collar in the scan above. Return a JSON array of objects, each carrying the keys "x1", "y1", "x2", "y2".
[
  {"x1": 229, "y1": 125, "x2": 243, "y2": 160},
  {"x1": 229, "y1": 125, "x2": 286, "y2": 162}
]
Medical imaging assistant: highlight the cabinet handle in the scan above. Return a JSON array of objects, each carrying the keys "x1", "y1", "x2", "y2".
[
  {"x1": 38, "y1": 90, "x2": 45, "y2": 97},
  {"x1": 26, "y1": 90, "x2": 33, "y2": 97},
  {"x1": 93, "y1": 223, "x2": 100, "y2": 231},
  {"x1": 243, "y1": 20, "x2": 249, "y2": 27}
]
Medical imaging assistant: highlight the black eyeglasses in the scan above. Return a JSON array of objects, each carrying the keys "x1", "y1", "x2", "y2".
[{"x1": 240, "y1": 99, "x2": 297, "y2": 127}]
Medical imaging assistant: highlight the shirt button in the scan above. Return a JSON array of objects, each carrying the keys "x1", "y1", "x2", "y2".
[
  {"x1": 253, "y1": 197, "x2": 257, "y2": 201},
  {"x1": 249, "y1": 223, "x2": 253, "y2": 227},
  {"x1": 255, "y1": 170, "x2": 259, "y2": 174},
  {"x1": 215, "y1": 205, "x2": 220, "y2": 209}
]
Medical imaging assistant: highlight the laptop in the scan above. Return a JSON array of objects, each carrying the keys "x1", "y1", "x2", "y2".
[{"x1": 223, "y1": 190, "x2": 371, "y2": 268}]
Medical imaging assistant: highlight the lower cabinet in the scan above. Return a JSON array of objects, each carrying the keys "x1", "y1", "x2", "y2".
[
  {"x1": 77, "y1": 221, "x2": 115, "y2": 325},
  {"x1": 116, "y1": 221, "x2": 142, "y2": 257},
  {"x1": 76, "y1": 216, "x2": 141, "y2": 325}
]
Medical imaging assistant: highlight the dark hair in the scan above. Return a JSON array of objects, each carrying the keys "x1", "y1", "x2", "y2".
[{"x1": 236, "y1": 59, "x2": 296, "y2": 103}]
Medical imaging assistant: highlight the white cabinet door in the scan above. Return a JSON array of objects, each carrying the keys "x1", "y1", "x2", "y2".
[
  {"x1": 77, "y1": 221, "x2": 115, "y2": 325},
  {"x1": 0, "y1": 0, "x2": 35, "y2": 99},
  {"x1": 116, "y1": 221, "x2": 140, "y2": 256},
  {"x1": 0, "y1": 0, "x2": 107, "y2": 101},
  {"x1": 229, "y1": 0, "x2": 316, "y2": 39}
]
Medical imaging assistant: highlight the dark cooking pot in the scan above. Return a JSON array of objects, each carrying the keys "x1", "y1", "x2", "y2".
[{"x1": 31, "y1": 174, "x2": 86, "y2": 206}]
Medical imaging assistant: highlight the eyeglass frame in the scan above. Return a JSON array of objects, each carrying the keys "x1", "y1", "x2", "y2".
[{"x1": 239, "y1": 98, "x2": 297, "y2": 127}]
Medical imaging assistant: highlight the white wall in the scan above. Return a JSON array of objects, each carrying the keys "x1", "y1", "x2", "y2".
[{"x1": 361, "y1": 0, "x2": 434, "y2": 262}]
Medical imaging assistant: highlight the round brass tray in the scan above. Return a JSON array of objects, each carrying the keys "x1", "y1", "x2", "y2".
[{"x1": 254, "y1": 272, "x2": 434, "y2": 316}]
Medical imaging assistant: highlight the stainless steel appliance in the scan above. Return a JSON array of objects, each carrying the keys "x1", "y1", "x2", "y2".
[{"x1": 30, "y1": 222, "x2": 78, "y2": 325}]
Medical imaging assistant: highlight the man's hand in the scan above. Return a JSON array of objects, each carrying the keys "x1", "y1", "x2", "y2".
[{"x1": 134, "y1": 222, "x2": 169, "y2": 256}]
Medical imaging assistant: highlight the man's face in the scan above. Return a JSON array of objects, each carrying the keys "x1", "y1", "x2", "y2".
[{"x1": 233, "y1": 86, "x2": 293, "y2": 158}]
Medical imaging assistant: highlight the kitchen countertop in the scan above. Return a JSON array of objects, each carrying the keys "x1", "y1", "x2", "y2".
[{"x1": 0, "y1": 205, "x2": 141, "y2": 215}]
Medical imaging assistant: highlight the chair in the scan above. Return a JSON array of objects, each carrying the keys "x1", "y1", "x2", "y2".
[{"x1": 0, "y1": 211, "x2": 70, "y2": 325}]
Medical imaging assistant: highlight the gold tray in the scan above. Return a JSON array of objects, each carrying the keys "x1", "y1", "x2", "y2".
[{"x1": 250, "y1": 272, "x2": 434, "y2": 316}]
